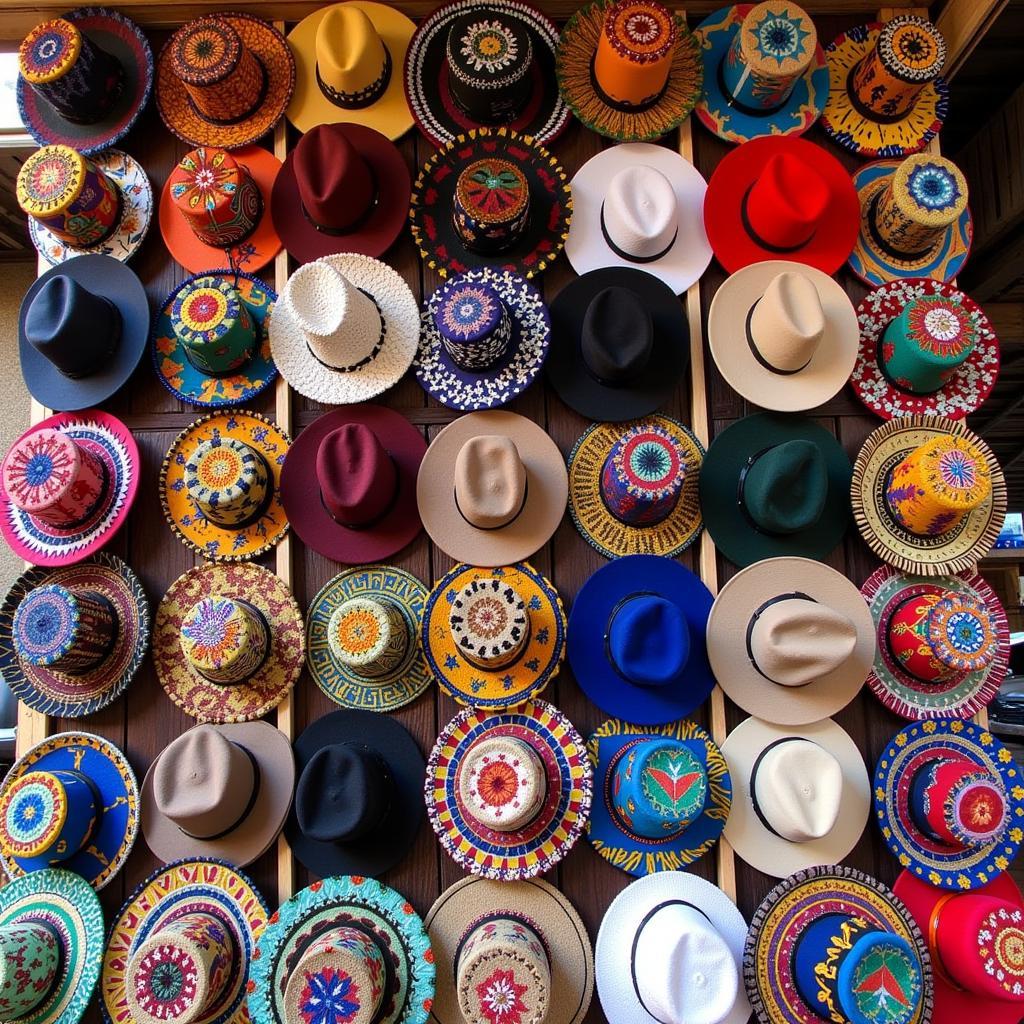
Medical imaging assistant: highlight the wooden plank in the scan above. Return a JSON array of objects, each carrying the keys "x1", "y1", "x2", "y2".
[{"x1": 936, "y1": 0, "x2": 1009, "y2": 80}]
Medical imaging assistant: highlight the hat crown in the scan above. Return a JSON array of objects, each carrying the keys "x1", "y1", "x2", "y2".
[
  {"x1": 603, "y1": 166, "x2": 678, "y2": 262},
  {"x1": 449, "y1": 575, "x2": 531, "y2": 671},
  {"x1": 454, "y1": 435, "x2": 528, "y2": 530},
  {"x1": 169, "y1": 148, "x2": 263, "y2": 249},
  {"x1": 453, "y1": 158, "x2": 531, "y2": 254},
  {"x1": 328, "y1": 596, "x2": 409, "y2": 679},
  {"x1": 294, "y1": 125, "x2": 376, "y2": 232},
  {"x1": 934, "y1": 893, "x2": 1024, "y2": 1000},
  {"x1": 315, "y1": 5, "x2": 389, "y2": 99},
  {"x1": 909, "y1": 757, "x2": 1007, "y2": 849},
  {"x1": 749, "y1": 272, "x2": 825, "y2": 374},
  {"x1": 593, "y1": 0, "x2": 675, "y2": 109},
  {"x1": 171, "y1": 277, "x2": 258, "y2": 376},
  {"x1": 185, "y1": 436, "x2": 271, "y2": 529},
  {"x1": 0, "y1": 921, "x2": 59, "y2": 1019},
  {"x1": 742, "y1": 439, "x2": 828, "y2": 535},
  {"x1": 458, "y1": 734, "x2": 546, "y2": 831},
  {"x1": 0, "y1": 768, "x2": 98, "y2": 863},
  {"x1": 180, "y1": 595, "x2": 270, "y2": 686},
  {"x1": 600, "y1": 422, "x2": 688, "y2": 528},
  {"x1": 433, "y1": 277, "x2": 513, "y2": 372},
  {"x1": 12, "y1": 582, "x2": 115, "y2": 675},
  {"x1": 746, "y1": 154, "x2": 828, "y2": 251},
  {"x1": 581, "y1": 286, "x2": 654, "y2": 386},
  {"x1": 607, "y1": 594, "x2": 690, "y2": 687},
  {"x1": 316, "y1": 422, "x2": 398, "y2": 528},
  {"x1": 753, "y1": 738, "x2": 843, "y2": 842}
]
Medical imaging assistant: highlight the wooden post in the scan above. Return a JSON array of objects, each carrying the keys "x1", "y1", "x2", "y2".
[{"x1": 936, "y1": 0, "x2": 1008, "y2": 80}]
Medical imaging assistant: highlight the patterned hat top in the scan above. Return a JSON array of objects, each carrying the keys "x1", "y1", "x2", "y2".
[{"x1": 170, "y1": 276, "x2": 261, "y2": 376}]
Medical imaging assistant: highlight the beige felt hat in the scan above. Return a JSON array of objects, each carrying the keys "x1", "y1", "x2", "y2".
[{"x1": 706, "y1": 557, "x2": 875, "y2": 725}]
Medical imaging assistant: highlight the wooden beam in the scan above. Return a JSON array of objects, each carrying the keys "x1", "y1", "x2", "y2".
[
  {"x1": 936, "y1": 0, "x2": 1009, "y2": 80},
  {"x1": 982, "y1": 302, "x2": 1024, "y2": 343}
]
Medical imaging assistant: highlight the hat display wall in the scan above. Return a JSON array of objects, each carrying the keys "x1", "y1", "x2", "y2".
[{"x1": 426, "y1": 700, "x2": 592, "y2": 880}]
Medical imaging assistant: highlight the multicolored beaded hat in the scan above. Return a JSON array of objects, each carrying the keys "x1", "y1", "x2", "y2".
[
  {"x1": 426, "y1": 700, "x2": 592, "y2": 881},
  {"x1": 0, "y1": 731, "x2": 138, "y2": 891},
  {"x1": 153, "y1": 562, "x2": 305, "y2": 724}
]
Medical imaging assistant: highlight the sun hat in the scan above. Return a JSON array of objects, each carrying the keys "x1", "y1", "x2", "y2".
[
  {"x1": 416, "y1": 410, "x2": 567, "y2": 567},
  {"x1": 0, "y1": 731, "x2": 137, "y2": 891},
  {"x1": 153, "y1": 562, "x2": 304, "y2": 724},
  {"x1": 420, "y1": 561, "x2": 566, "y2": 709},
  {"x1": 556, "y1": 0, "x2": 702, "y2": 142},
  {"x1": 284, "y1": 708, "x2": 425, "y2": 879},
  {"x1": 426, "y1": 700, "x2": 592, "y2": 881}
]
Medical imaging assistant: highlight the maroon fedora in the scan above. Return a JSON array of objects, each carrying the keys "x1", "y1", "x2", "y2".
[{"x1": 271, "y1": 122, "x2": 411, "y2": 265}]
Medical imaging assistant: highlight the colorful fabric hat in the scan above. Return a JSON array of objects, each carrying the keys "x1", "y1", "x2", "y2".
[
  {"x1": 556, "y1": 0, "x2": 702, "y2": 142},
  {"x1": 153, "y1": 562, "x2": 305, "y2": 723},
  {"x1": 421, "y1": 562, "x2": 566, "y2": 709},
  {"x1": 850, "y1": 415, "x2": 1006, "y2": 576},
  {"x1": 249, "y1": 875, "x2": 435, "y2": 1024},
  {"x1": 426, "y1": 700, "x2": 592, "y2": 881},
  {"x1": 0, "y1": 731, "x2": 138, "y2": 891}
]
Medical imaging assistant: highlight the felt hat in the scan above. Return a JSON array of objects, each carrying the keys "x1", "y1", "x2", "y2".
[
  {"x1": 703, "y1": 136, "x2": 859, "y2": 274},
  {"x1": 19, "y1": 145, "x2": 152, "y2": 268},
  {"x1": 427, "y1": 876, "x2": 594, "y2": 1024},
  {"x1": 409, "y1": 126, "x2": 571, "y2": 281},
  {"x1": 280, "y1": 405, "x2": 426, "y2": 565},
  {"x1": 426, "y1": 700, "x2": 592, "y2": 880},
  {"x1": 415, "y1": 268, "x2": 551, "y2": 411},
  {"x1": 0, "y1": 731, "x2": 137, "y2": 891},
  {"x1": 547, "y1": 267, "x2": 690, "y2": 422},
  {"x1": 153, "y1": 562, "x2": 305, "y2": 724},
  {"x1": 597, "y1": 872, "x2": 750, "y2": 1024},
  {"x1": 568, "y1": 555, "x2": 715, "y2": 724},
  {"x1": 416, "y1": 410, "x2": 568, "y2": 567},
  {"x1": 821, "y1": 16, "x2": 949, "y2": 159},
  {"x1": 565, "y1": 143, "x2": 712, "y2": 294},
  {"x1": 706, "y1": 556, "x2": 875, "y2": 725},
  {"x1": 694, "y1": 3, "x2": 830, "y2": 146},
  {"x1": 555, "y1": 0, "x2": 703, "y2": 142},
  {"x1": 156, "y1": 13, "x2": 295, "y2": 148},
  {"x1": 698, "y1": 413, "x2": 851, "y2": 568},
  {"x1": 101, "y1": 858, "x2": 268, "y2": 1024},
  {"x1": 421, "y1": 561, "x2": 566, "y2": 709},
  {"x1": 19, "y1": 253, "x2": 149, "y2": 412},
  {"x1": 248, "y1": 875, "x2": 435, "y2": 1024},
  {"x1": 0, "y1": 552, "x2": 149, "y2": 718},
  {"x1": 874, "y1": 719, "x2": 1024, "y2": 891},
  {"x1": 850, "y1": 415, "x2": 1006, "y2": 576},
  {"x1": 141, "y1": 721, "x2": 294, "y2": 868},
  {"x1": 708, "y1": 261, "x2": 859, "y2": 413},
  {"x1": 284, "y1": 708, "x2": 425, "y2": 879},
  {"x1": 0, "y1": 409, "x2": 138, "y2": 569},
  {"x1": 159, "y1": 410, "x2": 290, "y2": 562}
]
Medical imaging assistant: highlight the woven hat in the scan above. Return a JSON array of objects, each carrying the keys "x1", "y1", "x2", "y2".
[
  {"x1": 426, "y1": 700, "x2": 592, "y2": 880},
  {"x1": 421, "y1": 561, "x2": 566, "y2": 709},
  {"x1": 874, "y1": 719, "x2": 1024, "y2": 891},
  {"x1": 556, "y1": 0, "x2": 702, "y2": 142},
  {"x1": 427, "y1": 876, "x2": 594, "y2": 1024},
  {"x1": 821, "y1": 16, "x2": 948, "y2": 158},
  {"x1": 703, "y1": 136, "x2": 859, "y2": 274},
  {"x1": 154, "y1": 562, "x2": 304, "y2": 724},
  {"x1": 416, "y1": 410, "x2": 567, "y2": 567},
  {"x1": 0, "y1": 731, "x2": 137, "y2": 891},
  {"x1": 0, "y1": 409, "x2": 138, "y2": 569}
]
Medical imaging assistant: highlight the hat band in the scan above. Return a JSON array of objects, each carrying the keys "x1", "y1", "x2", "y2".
[
  {"x1": 599, "y1": 201, "x2": 678, "y2": 264},
  {"x1": 186, "y1": 56, "x2": 269, "y2": 126},
  {"x1": 745, "y1": 299, "x2": 813, "y2": 377},
  {"x1": 846, "y1": 62, "x2": 920, "y2": 126},
  {"x1": 748, "y1": 737, "x2": 809, "y2": 840},
  {"x1": 740, "y1": 185, "x2": 816, "y2": 254},
  {"x1": 321, "y1": 451, "x2": 401, "y2": 531},
  {"x1": 176, "y1": 744, "x2": 262, "y2": 842},
  {"x1": 927, "y1": 892, "x2": 968, "y2": 993},
  {"x1": 51, "y1": 304, "x2": 122, "y2": 380},
  {"x1": 453, "y1": 911, "x2": 549, "y2": 981},
  {"x1": 305, "y1": 289, "x2": 386, "y2": 373},
  {"x1": 453, "y1": 478, "x2": 529, "y2": 532},
  {"x1": 865, "y1": 190, "x2": 938, "y2": 263},
  {"x1": 716, "y1": 56, "x2": 792, "y2": 119},
  {"x1": 316, "y1": 46, "x2": 392, "y2": 110},
  {"x1": 744, "y1": 592, "x2": 817, "y2": 684},
  {"x1": 589, "y1": 54, "x2": 666, "y2": 114}
]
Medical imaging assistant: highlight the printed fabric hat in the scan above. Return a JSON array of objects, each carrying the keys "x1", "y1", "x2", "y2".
[
  {"x1": 706, "y1": 556, "x2": 875, "y2": 725},
  {"x1": 153, "y1": 562, "x2": 305, "y2": 724},
  {"x1": 703, "y1": 136, "x2": 858, "y2": 274},
  {"x1": 426, "y1": 700, "x2": 592, "y2": 880},
  {"x1": 416, "y1": 410, "x2": 568, "y2": 567},
  {"x1": 568, "y1": 555, "x2": 715, "y2": 725},
  {"x1": 284, "y1": 708, "x2": 425, "y2": 879},
  {"x1": 420, "y1": 561, "x2": 566, "y2": 709}
]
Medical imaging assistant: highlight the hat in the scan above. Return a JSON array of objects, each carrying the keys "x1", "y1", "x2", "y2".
[
  {"x1": 17, "y1": 7, "x2": 153, "y2": 156},
  {"x1": 280, "y1": 405, "x2": 426, "y2": 565},
  {"x1": 555, "y1": 0, "x2": 703, "y2": 142},
  {"x1": 694, "y1": 3, "x2": 830, "y2": 145},
  {"x1": 416, "y1": 410, "x2": 568, "y2": 567},
  {"x1": 409, "y1": 126, "x2": 571, "y2": 281},
  {"x1": 708, "y1": 261, "x2": 860, "y2": 413},
  {"x1": 426, "y1": 700, "x2": 592, "y2": 880},
  {"x1": 156, "y1": 13, "x2": 295, "y2": 147},
  {"x1": 698, "y1": 413, "x2": 851, "y2": 568},
  {"x1": 706, "y1": 556, "x2": 875, "y2": 725},
  {"x1": 153, "y1": 562, "x2": 305, "y2": 724},
  {"x1": 269, "y1": 253, "x2": 419, "y2": 405},
  {"x1": 821, "y1": 16, "x2": 949, "y2": 158},
  {"x1": 286, "y1": 1, "x2": 417, "y2": 139},
  {"x1": 427, "y1": 876, "x2": 594, "y2": 1024},
  {"x1": 19, "y1": 146, "x2": 152, "y2": 267},
  {"x1": 0, "y1": 409, "x2": 139, "y2": 569},
  {"x1": 874, "y1": 719, "x2": 1024, "y2": 890},
  {"x1": 420, "y1": 561, "x2": 566, "y2": 708},
  {"x1": 703, "y1": 136, "x2": 858, "y2": 274},
  {"x1": 568, "y1": 555, "x2": 715, "y2": 724},
  {"x1": 850, "y1": 415, "x2": 1006, "y2": 576},
  {"x1": 0, "y1": 731, "x2": 138, "y2": 891},
  {"x1": 19, "y1": 253, "x2": 149, "y2": 412},
  {"x1": 0, "y1": 552, "x2": 149, "y2": 718},
  {"x1": 101, "y1": 858, "x2": 268, "y2": 1024},
  {"x1": 284, "y1": 708, "x2": 425, "y2": 879},
  {"x1": 160, "y1": 410, "x2": 290, "y2": 562}
]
